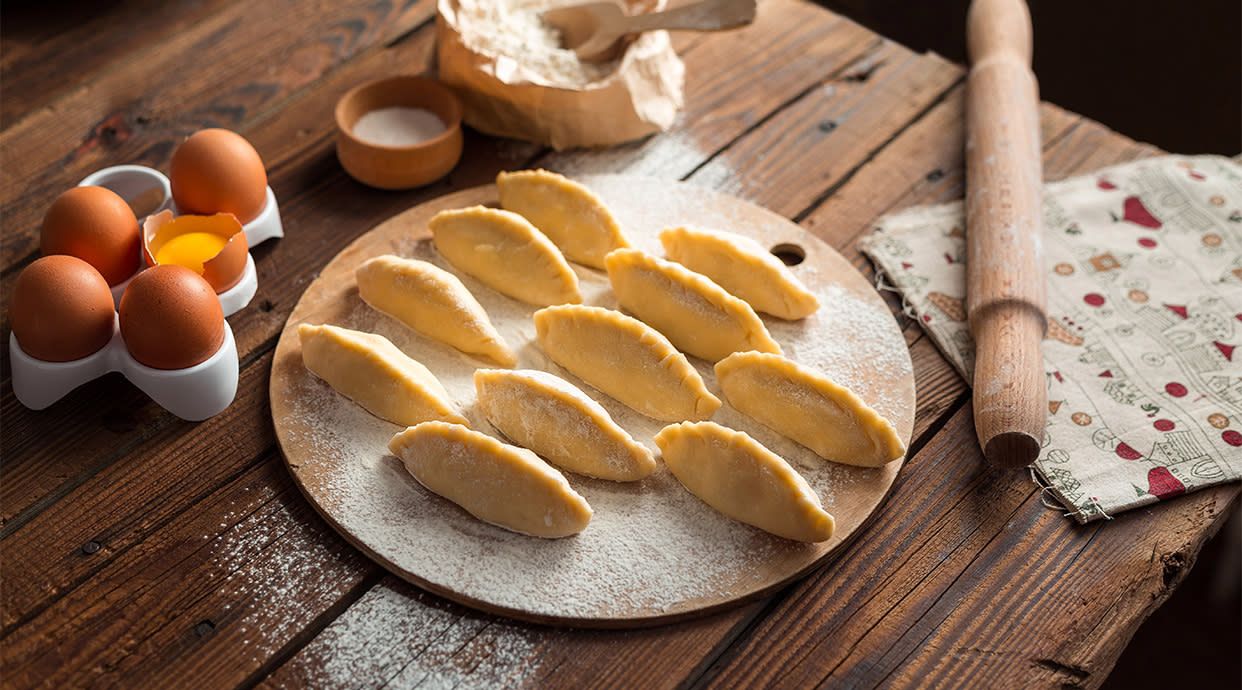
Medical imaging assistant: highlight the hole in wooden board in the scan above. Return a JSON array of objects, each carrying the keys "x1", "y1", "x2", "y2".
[{"x1": 770, "y1": 243, "x2": 806, "y2": 266}]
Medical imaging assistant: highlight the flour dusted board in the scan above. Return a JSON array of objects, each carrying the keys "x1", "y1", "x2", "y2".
[{"x1": 270, "y1": 175, "x2": 915, "y2": 626}]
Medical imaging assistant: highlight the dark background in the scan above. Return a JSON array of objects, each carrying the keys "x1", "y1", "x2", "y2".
[
  {"x1": 818, "y1": 0, "x2": 1242, "y2": 154},
  {"x1": 812, "y1": 1, "x2": 1241, "y2": 687}
]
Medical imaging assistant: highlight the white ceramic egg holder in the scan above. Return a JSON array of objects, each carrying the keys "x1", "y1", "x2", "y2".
[
  {"x1": 9, "y1": 165, "x2": 281, "y2": 421},
  {"x1": 78, "y1": 165, "x2": 284, "y2": 315},
  {"x1": 9, "y1": 319, "x2": 238, "y2": 421}
]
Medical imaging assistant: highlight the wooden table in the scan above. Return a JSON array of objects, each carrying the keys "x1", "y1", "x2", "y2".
[{"x1": 2, "y1": 1, "x2": 1237, "y2": 687}]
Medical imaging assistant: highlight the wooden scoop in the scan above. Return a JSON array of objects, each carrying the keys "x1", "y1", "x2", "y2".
[
  {"x1": 543, "y1": 0, "x2": 757, "y2": 62},
  {"x1": 965, "y1": 0, "x2": 1048, "y2": 468}
]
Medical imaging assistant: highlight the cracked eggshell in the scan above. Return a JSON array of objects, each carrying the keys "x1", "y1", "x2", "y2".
[{"x1": 142, "y1": 210, "x2": 249, "y2": 293}]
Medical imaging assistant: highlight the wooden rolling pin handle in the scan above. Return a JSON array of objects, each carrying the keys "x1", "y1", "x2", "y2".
[
  {"x1": 971, "y1": 304, "x2": 1047, "y2": 468},
  {"x1": 965, "y1": 0, "x2": 1048, "y2": 468}
]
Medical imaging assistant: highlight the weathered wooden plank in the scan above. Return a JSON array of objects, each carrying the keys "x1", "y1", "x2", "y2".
[
  {"x1": 0, "y1": 350, "x2": 279, "y2": 631},
  {"x1": 0, "y1": 0, "x2": 435, "y2": 270},
  {"x1": 801, "y1": 92, "x2": 1083, "y2": 260},
  {"x1": 0, "y1": 457, "x2": 375, "y2": 689},
  {"x1": 877, "y1": 487, "x2": 1237, "y2": 688},
  {"x1": 687, "y1": 44, "x2": 960, "y2": 219},
  {"x1": 0, "y1": 0, "x2": 245, "y2": 125}
]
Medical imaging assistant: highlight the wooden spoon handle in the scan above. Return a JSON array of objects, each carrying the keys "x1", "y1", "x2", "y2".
[
  {"x1": 625, "y1": 0, "x2": 756, "y2": 33},
  {"x1": 965, "y1": 0, "x2": 1048, "y2": 468}
]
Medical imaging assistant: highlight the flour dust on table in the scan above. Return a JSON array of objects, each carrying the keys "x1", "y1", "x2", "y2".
[{"x1": 271, "y1": 175, "x2": 916, "y2": 623}]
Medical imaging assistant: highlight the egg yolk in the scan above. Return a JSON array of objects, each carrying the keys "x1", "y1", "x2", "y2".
[{"x1": 154, "y1": 232, "x2": 229, "y2": 273}]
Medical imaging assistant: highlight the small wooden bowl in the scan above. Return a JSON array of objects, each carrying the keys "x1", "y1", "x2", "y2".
[{"x1": 335, "y1": 76, "x2": 464, "y2": 190}]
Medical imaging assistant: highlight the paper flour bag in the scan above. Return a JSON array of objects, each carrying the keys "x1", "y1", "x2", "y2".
[{"x1": 436, "y1": 0, "x2": 685, "y2": 150}]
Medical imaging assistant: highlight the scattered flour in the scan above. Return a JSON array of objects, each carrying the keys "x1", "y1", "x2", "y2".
[
  {"x1": 273, "y1": 582, "x2": 541, "y2": 689},
  {"x1": 275, "y1": 175, "x2": 914, "y2": 622}
]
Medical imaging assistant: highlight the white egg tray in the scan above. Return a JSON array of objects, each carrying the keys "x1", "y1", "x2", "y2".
[
  {"x1": 78, "y1": 165, "x2": 283, "y2": 315},
  {"x1": 9, "y1": 317, "x2": 239, "y2": 421},
  {"x1": 6, "y1": 164, "x2": 281, "y2": 420}
]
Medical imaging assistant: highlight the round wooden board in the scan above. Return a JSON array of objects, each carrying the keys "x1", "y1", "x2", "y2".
[{"x1": 270, "y1": 175, "x2": 915, "y2": 628}]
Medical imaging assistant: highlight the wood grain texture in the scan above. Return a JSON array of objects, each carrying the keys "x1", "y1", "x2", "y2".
[
  {"x1": 1, "y1": 456, "x2": 374, "y2": 688},
  {"x1": 1, "y1": 1, "x2": 1233, "y2": 688},
  {"x1": 0, "y1": 0, "x2": 436, "y2": 270},
  {"x1": 0, "y1": 0, "x2": 244, "y2": 125}
]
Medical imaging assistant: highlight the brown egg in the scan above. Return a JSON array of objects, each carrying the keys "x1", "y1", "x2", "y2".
[
  {"x1": 10, "y1": 255, "x2": 116, "y2": 362},
  {"x1": 119, "y1": 265, "x2": 225, "y2": 370},
  {"x1": 41, "y1": 186, "x2": 141, "y2": 285},
  {"x1": 170, "y1": 129, "x2": 268, "y2": 223}
]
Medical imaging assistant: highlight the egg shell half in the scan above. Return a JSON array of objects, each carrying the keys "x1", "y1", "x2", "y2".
[
  {"x1": 170, "y1": 129, "x2": 268, "y2": 223},
  {"x1": 142, "y1": 210, "x2": 249, "y2": 292},
  {"x1": 41, "y1": 186, "x2": 141, "y2": 285},
  {"x1": 119, "y1": 264, "x2": 225, "y2": 370},
  {"x1": 10, "y1": 255, "x2": 116, "y2": 362}
]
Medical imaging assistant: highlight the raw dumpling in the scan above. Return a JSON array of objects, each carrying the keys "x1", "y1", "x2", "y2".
[
  {"x1": 715, "y1": 351, "x2": 905, "y2": 467},
  {"x1": 533, "y1": 304, "x2": 720, "y2": 422},
  {"x1": 475, "y1": 369, "x2": 656, "y2": 481},
  {"x1": 356, "y1": 255, "x2": 516, "y2": 366},
  {"x1": 497, "y1": 169, "x2": 629, "y2": 268},
  {"x1": 298, "y1": 323, "x2": 467, "y2": 427},
  {"x1": 390, "y1": 421, "x2": 592, "y2": 538},
  {"x1": 429, "y1": 206, "x2": 581, "y2": 306},
  {"x1": 655, "y1": 421, "x2": 835, "y2": 543},
  {"x1": 659, "y1": 226, "x2": 820, "y2": 319},
  {"x1": 604, "y1": 248, "x2": 781, "y2": 362}
]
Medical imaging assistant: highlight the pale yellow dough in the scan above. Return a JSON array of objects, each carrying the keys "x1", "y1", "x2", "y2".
[
  {"x1": 715, "y1": 351, "x2": 905, "y2": 467},
  {"x1": 475, "y1": 369, "x2": 657, "y2": 481},
  {"x1": 389, "y1": 421, "x2": 592, "y2": 538},
  {"x1": 655, "y1": 421, "x2": 835, "y2": 542},
  {"x1": 659, "y1": 226, "x2": 820, "y2": 320},
  {"x1": 356, "y1": 255, "x2": 516, "y2": 366},
  {"x1": 604, "y1": 248, "x2": 781, "y2": 362},
  {"x1": 497, "y1": 169, "x2": 630, "y2": 268},
  {"x1": 429, "y1": 205, "x2": 581, "y2": 306},
  {"x1": 533, "y1": 304, "x2": 721, "y2": 422},
  {"x1": 298, "y1": 323, "x2": 467, "y2": 427}
]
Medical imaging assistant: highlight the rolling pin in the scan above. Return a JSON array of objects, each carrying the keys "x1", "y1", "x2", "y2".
[{"x1": 965, "y1": 0, "x2": 1048, "y2": 468}]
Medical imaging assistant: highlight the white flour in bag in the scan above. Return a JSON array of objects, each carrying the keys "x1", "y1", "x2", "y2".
[{"x1": 453, "y1": 0, "x2": 621, "y2": 87}]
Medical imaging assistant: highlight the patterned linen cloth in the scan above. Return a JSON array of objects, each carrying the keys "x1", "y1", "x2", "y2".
[{"x1": 861, "y1": 155, "x2": 1242, "y2": 522}]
